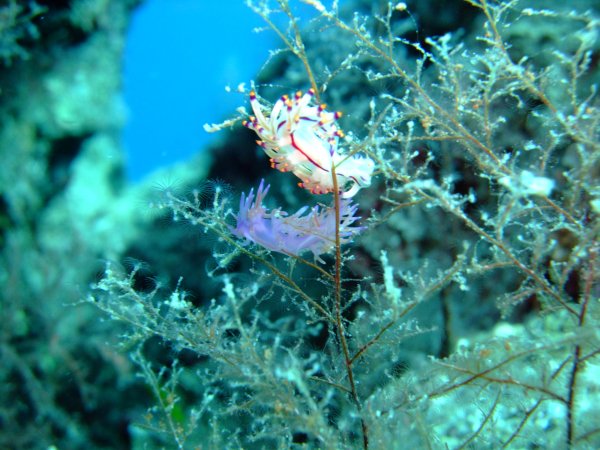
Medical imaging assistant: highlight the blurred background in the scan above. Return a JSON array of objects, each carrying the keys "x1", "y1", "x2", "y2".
[{"x1": 123, "y1": 0, "x2": 273, "y2": 180}]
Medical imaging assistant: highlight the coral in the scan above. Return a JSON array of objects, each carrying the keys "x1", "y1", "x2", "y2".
[
  {"x1": 89, "y1": 0, "x2": 600, "y2": 449},
  {"x1": 0, "y1": 1, "x2": 145, "y2": 448},
  {"x1": 0, "y1": 1, "x2": 44, "y2": 65}
]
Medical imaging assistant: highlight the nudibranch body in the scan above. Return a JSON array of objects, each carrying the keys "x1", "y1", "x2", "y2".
[
  {"x1": 233, "y1": 180, "x2": 363, "y2": 262},
  {"x1": 243, "y1": 89, "x2": 374, "y2": 198}
]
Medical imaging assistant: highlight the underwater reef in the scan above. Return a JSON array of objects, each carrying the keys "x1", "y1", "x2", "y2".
[{"x1": 1, "y1": 0, "x2": 599, "y2": 449}]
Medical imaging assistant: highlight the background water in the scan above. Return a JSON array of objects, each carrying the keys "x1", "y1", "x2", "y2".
[{"x1": 123, "y1": 0, "x2": 274, "y2": 180}]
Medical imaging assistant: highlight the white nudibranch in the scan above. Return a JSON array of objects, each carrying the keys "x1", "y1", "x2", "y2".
[{"x1": 243, "y1": 89, "x2": 374, "y2": 198}]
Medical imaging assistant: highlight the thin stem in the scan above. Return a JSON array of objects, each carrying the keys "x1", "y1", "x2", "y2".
[
  {"x1": 331, "y1": 165, "x2": 369, "y2": 449},
  {"x1": 566, "y1": 246, "x2": 596, "y2": 447},
  {"x1": 214, "y1": 227, "x2": 335, "y2": 322},
  {"x1": 250, "y1": 0, "x2": 321, "y2": 102},
  {"x1": 278, "y1": 0, "x2": 321, "y2": 101},
  {"x1": 138, "y1": 356, "x2": 185, "y2": 449}
]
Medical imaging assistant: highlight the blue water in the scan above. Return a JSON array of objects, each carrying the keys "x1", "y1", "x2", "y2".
[{"x1": 122, "y1": 0, "x2": 275, "y2": 180}]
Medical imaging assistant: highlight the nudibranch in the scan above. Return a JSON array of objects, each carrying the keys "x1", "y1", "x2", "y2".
[
  {"x1": 243, "y1": 89, "x2": 374, "y2": 198},
  {"x1": 233, "y1": 180, "x2": 363, "y2": 263}
]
